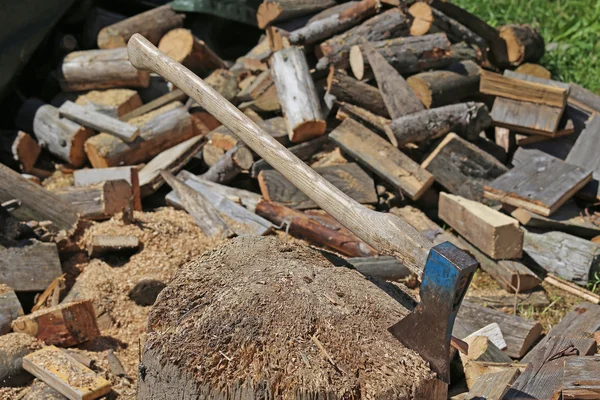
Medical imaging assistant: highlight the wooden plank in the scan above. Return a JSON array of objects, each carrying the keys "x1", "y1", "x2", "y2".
[
  {"x1": 138, "y1": 135, "x2": 204, "y2": 197},
  {"x1": 439, "y1": 193, "x2": 523, "y2": 259},
  {"x1": 465, "y1": 369, "x2": 520, "y2": 400},
  {"x1": 88, "y1": 235, "x2": 140, "y2": 258},
  {"x1": 0, "y1": 241, "x2": 62, "y2": 292},
  {"x1": 454, "y1": 300, "x2": 543, "y2": 359},
  {"x1": 166, "y1": 177, "x2": 273, "y2": 237},
  {"x1": 12, "y1": 300, "x2": 99, "y2": 347},
  {"x1": 480, "y1": 71, "x2": 568, "y2": 108},
  {"x1": 73, "y1": 166, "x2": 141, "y2": 211},
  {"x1": 491, "y1": 97, "x2": 564, "y2": 136},
  {"x1": 0, "y1": 163, "x2": 78, "y2": 231},
  {"x1": 562, "y1": 356, "x2": 600, "y2": 399},
  {"x1": 330, "y1": 119, "x2": 433, "y2": 200},
  {"x1": 421, "y1": 133, "x2": 508, "y2": 201},
  {"x1": 258, "y1": 163, "x2": 377, "y2": 210},
  {"x1": 566, "y1": 114, "x2": 600, "y2": 200},
  {"x1": 54, "y1": 180, "x2": 133, "y2": 220},
  {"x1": 120, "y1": 88, "x2": 186, "y2": 121},
  {"x1": 523, "y1": 230, "x2": 600, "y2": 285},
  {"x1": 23, "y1": 346, "x2": 111, "y2": 400},
  {"x1": 0, "y1": 284, "x2": 23, "y2": 334},
  {"x1": 504, "y1": 337, "x2": 596, "y2": 399},
  {"x1": 484, "y1": 148, "x2": 592, "y2": 216}
]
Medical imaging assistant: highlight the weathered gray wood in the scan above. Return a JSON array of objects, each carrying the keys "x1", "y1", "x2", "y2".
[
  {"x1": 439, "y1": 193, "x2": 523, "y2": 260},
  {"x1": 166, "y1": 177, "x2": 273, "y2": 237},
  {"x1": 256, "y1": 0, "x2": 337, "y2": 29},
  {"x1": 58, "y1": 101, "x2": 140, "y2": 142},
  {"x1": 200, "y1": 144, "x2": 254, "y2": 185},
  {"x1": 161, "y1": 171, "x2": 234, "y2": 239},
  {"x1": 346, "y1": 256, "x2": 411, "y2": 281},
  {"x1": 54, "y1": 180, "x2": 133, "y2": 220},
  {"x1": 390, "y1": 102, "x2": 491, "y2": 146},
  {"x1": 484, "y1": 148, "x2": 592, "y2": 216},
  {"x1": 465, "y1": 292, "x2": 549, "y2": 310},
  {"x1": 362, "y1": 42, "x2": 425, "y2": 119},
  {"x1": 491, "y1": 97, "x2": 565, "y2": 136},
  {"x1": 463, "y1": 323, "x2": 507, "y2": 351},
  {"x1": 499, "y1": 24, "x2": 545, "y2": 66},
  {"x1": 335, "y1": 102, "x2": 396, "y2": 146},
  {"x1": 427, "y1": 7, "x2": 488, "y2": 56},
  {"x1": 330, "y1": 119, "x2": 434, "y2": 200},
  {"x1": 465, "y1": 369, "x2": 520, "y2": 400},
  {"x1": 73, "y1": 166, "x2": 141, "y2": 211},
  {"x1": 562, "y1": 356, "x2": 600, "y2": 399},
  {"x1": 454, "y1": 300, "x2": 543, "y2": 359},
  {"x1": 270, "y1": 47, "x2": 325, "y2": 143},
  {"x1": 523, "y1": 230, "x2": 600, "y2": 285},
  {"x1": 138, "y1": 135, "x2": 204, "y2": 197},
  {"x1": 258, "y1": 163, "x2": 378, "y2": 210},
  {"x1": 504, "y1": 337, "x2": 596, "y2": 399},
  {"x1": 566, "y1": 114, "x2": 600, "y2": 200},
  {"x1": 250, "y1": 135, "x2": 328, "y2": 178},
  {"x1": 0, "y1": 240, "x2": 62, "y2": 292},
  {"x1": 0, "y1": 284, "x2": 23, "y2": 334},
  {"x1": 120, "y1": 88, "x2": 186, "y2": 122},
  {"x1": 422, "y1": 133, "x2": 508, "y2": 202},
  {"x1": 88, "y1": 235, "x2": 140, "y2": 258},
  {"x1": 327, "y1": 69, "x2": 389, "y2": 117},
  {"x1": 0, "y1": 164, "x2": 78, "y2": 231},
  {"x1": 569, "y1": 83, "x2": 600, "y2": 114}
]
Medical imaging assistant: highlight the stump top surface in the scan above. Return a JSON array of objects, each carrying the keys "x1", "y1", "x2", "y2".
[{"x1": 142, "y1": 236, "x2": 435, "y2": 399}]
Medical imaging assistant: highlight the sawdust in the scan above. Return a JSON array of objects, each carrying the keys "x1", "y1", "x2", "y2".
[{"x1": 140, "y1": 236, "x2": 435, "y2": 399}]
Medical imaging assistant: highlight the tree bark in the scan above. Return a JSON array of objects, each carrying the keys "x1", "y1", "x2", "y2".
[
  {"x1": 327, "y1": 69, "x2": 389, "y2": 117},
  {"x1": 335, "y1": 102, "x2": 396, "y2": 145},
  {"x1": 257, "y1": 0, "x2": 337, "y2": 29},
  {"x1": 97, "y1": 4, "x2": 185, "y2": 49},
  {"x1": 271, "y1": 47, "x2": 325, "y2": 143},
  {"x1": 158, "y1": 28, "x2": 226, "y2": 76},
  {"x1": 389, "y1": 102, "x2": 491, "y2": 146},
  {"x1": 499, "y1": 24, "x2": 545, "y2": 66},
  {"x1": 0, "y1": 284, "x2": 23, "y2": 335},
  {"x1": 57, "y1": 48, "x2": 150, "y2": 92},
  {"x1": 200, "y1": 144, "x2": 254, "y2": 185}
]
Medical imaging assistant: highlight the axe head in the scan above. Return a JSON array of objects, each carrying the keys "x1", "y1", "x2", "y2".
[{"x1": 388, "y1": 242, "x2": 477, "y2": 383}]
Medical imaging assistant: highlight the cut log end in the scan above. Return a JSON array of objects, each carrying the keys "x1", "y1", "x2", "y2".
[
  {"x1": 97, "y1": 29, "x2": 126, "y2": 49},
  {"x1": 499, "y1": 24, "x2": 545, "y2": 65},
  {"x1": 408, "y1": 2, "x2": 433, "y2": 36},
  {"x1": 158, "y1": 28, "x2": 195, "y2": 63},
  {"x1": 257, "y1": 2, "x2": 283, "y2": 29},
  {"x1": 349, "y1": 45, "x2": 365, "y2": 80},
  {"x1": 290, "y1": 120, "x2": 327, "y2": 143},
  {"x1": 406, "y1": 76, "x2": 433, "y2": 108},
  {"x1": 231, "y1": 146, "x2": 254, "y2": 170},
  {"x1": 69, "y1": 127, "x2": 95, "y2": 167}
]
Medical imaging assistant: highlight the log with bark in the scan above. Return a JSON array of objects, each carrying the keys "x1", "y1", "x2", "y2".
[
  {"x1": 158, "y1": 28, "x2": 226, "y2": 76},
  {"x1": 97, "y1": 4, "x2": 185, "y2": 49},
  {"x1": 335, "y1": 102, "x2": 396, "y2": 145},
  {"x1": 499, "y1": 24, "x2": 544, "y2": 66},
  {"x1": 327, "y1": 69, "x2": 389, "y2": 117},
  {"x1": 200, "y1": 144, "x2": 254, "y2": 185},
  {"x1": 57, "y1": 48, "x2": 150, "y2": 92},
  {"x1": 0, "y1": 284, "x2": 23, "y2": 335},
  {"x1": 257, "y1": 0, "x2": 337, "y2": 29}
]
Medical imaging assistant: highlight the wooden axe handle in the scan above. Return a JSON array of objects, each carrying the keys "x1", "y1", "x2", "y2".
[{"x1": 127, "y1": 34, "x2": 431, "y2": 274}]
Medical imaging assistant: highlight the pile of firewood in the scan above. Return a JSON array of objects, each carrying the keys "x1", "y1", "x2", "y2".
[{"x1": 1, "y1": 0, "x2": 600, "y2": 399}]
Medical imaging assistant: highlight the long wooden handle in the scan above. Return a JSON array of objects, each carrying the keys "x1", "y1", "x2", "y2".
[{"x1": 127, "y1": 33, "x2": 431, "y2": 274}]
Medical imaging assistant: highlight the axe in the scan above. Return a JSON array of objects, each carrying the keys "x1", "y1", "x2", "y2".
[{"x1": 127, "y1": 34, "x2": 478, "y2": 383}]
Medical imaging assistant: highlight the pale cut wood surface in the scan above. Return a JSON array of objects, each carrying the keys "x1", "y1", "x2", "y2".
[
  {"x1": 54, "y1": 180, "x2": 133, "y2": 220},
  {"x1": 562, "y1": 356, "x2": 600, "y2": 399},
  {"x1": 480, "y1": 71, "x2": 568, "y2": 108},
  {"x1": 128, "y1": 33, "x2": 432, "y2": 274},
  {"x1": 120, "y1": 88, "x2": 186, "y2": 122},
  {"x1": 74, "y1": 166, "x2": 141, "y2": 211},
  {"x1": 439, "y1": 193, "x2": 523, "y2": 260},
  {"x1": 464, "y1": 323, "x2": 507, "y2": 351},
  {"x1": 330, "y1": 119, "x2": 433, "y2": 200},
  {"x1": 0, "y1": 241, "x2": 62, "y2": 292},
  {"x1": 256, "y1": 0, "x2": 337, "y2": 29},
  {"x1": 59, "y1": 101, "x2": 140, "y2": 142},
  {"x1": 75, "y1": 89, "x2": 142, "y2": 118}
]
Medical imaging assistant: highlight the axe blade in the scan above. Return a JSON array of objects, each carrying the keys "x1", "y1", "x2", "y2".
[{"x1": 388, "y1": 242, "x2": 477, "y2": 383}]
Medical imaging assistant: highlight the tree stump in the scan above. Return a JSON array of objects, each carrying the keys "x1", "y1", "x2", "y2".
[{"x1": 139, "y1": 236, "x2": 440, "y2": 399}]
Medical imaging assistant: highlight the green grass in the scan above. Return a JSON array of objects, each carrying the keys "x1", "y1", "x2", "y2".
[{"x1": 452, "y1": 0, "x2": 600, "y2": 93}]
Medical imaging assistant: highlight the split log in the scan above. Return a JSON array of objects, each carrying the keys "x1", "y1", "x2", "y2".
[
  {"x1": 566, "y1": 114, "x2": 600, "y2": 201},
  {"x1": 257, "y1": 0, "x2": 337, "y2": 29},
  {"x1": 54, "y1": 180, "x2": 133, "y2": 220},
  {"x1": 271, "y1": 47, "x2": 325, "y2": 142},
  {"x1": 0, "y1": 240, "x2": 63, "y2": 292},
  {"x1": 438, "y1": 193, "x2": 523, "y2": 259},
  {"x1": 84, "y1": 102, "x2": 194, "y2": 168},
  {"x1": 75, "y1": 89, "x2": 142, "y2": 118},
  {"x1": 349, "y1": 33, "x2": 453, "y2": 80},
  {"x1": 362, "y1": 43, "x2": 425, "y2": 119},
  {"x1": 59, "y1": 101, "x2": 140, "y2": 142},
  {"x1": 161, "y1": 171, "x2": 234, "y2": 239},
  {"x1": 158, "y1": 28, "x2": 226, "y2": 76},
  {"x1": 129, "y1": 278, "x2": 166, "y2": 306},
  {"x1": 23, "y1": 346, "x2": 111, "y2": 399},
  {"x1": 289, "y1": 0, "x2": 379, "y2": 45},
  {"x1": 258, "y1": 163, "x2": 378, "y2": 209},
  {"x1": 73, "y1": 166, "x2": 141, "y2": 211},
  {"x1": 236, "y1": 70, "x2": 273, "y2": 103},
  {"x1": 12, "y1": 300, "x2": 99, "y2": 347},
  {"x1": 97, "y1": 4, "x2": 184, "y2": 49},
  {"x1": 0, "y1": 284, "x2": 23, "y2": 334},
  {"x1": 463, "y1": 323, "x2": 507, "y2": 351},
  {"x1": 461, "y1": 336, "x2": 513, "y2": 388},
  {"x1": 204, "y1": 69, "x2": 240, "y2": 103},
  {"x1": 407, "y1": 60, "x2": 482, "y2": 108},
  {"x1": 499, "y1": 24, "x2": 544, "y2": 66},
  {"x1": 346, "y1": 256, "x2": 410, "y2": 281},
  {"x1": 481, "y1": 71, "x2": 568, "y2": 108},
  {"x1": 16, "y1": 99, "x2": 94, "y2": 167},
  {"x1": 335, "y1": 102, "x2": 396, "y2": 145},
  {"x1": 200, "y1": 144, "x2": 254, "y2": 184},
  {"x1": 465, "y1": 369, "x2": 520, "y2": 400},
  {"x1": 88, "y1": 235, "x2": 140, "y2": 258},
  {"x1": 57, "y1": 48, "x2": 150, "y2": 92},
  {"x1": 316, "y1": 9, "x2": 411, "y2": 70},
  {"x1": 327, "y1": 68, "x2": 388, "y2": 117},
  {"x1": 523, "y1": 230, "x2": 600, "y2": 286},
  {"x1": 330, "y1": 119, "x2": 434, "y2": 200},
  {"x1": 484, "y1": 149, "x2": 592, "y2": 216},
  {"x1": 390, "y1": 102, "x2": 490, "y2": 146},
  {"x1": 120, "y1": 88, "x2": 186, "y2": 122},
  {"x1": 569, "y1": 83, "x2": 600, "y2": 115},
  {"x1": 421, "y1": 133, "x2": 508, "y2": 201},
  {"x1": 166, "y1": 176, "x2": 273, "y2": 237},
  {"x1": 138, "y1": 135, "x2": 205, "y2": 197},
  {"x1": 251, "y1": 135, "x2": 328, "y2": 178},
  {"x1": 0, "y1": 333, "x2": 41, "y2": 387},
  {"x1": 10, "y1": 131, "x2": 41, "y2": 173},
  {"x1": 515, "y1": 63, "x2": 551, "y2": 79},
  {"x1": 562, "y1": 356, "x2": 600, "y2": 399}
]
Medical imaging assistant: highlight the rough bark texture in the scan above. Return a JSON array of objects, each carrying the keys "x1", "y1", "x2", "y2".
[
  {"x1": 138, "y1": 236, "x2": 438, "y2": 399},
  {"x1": 257, "y1": 0, "x2": 337, "y2": 29},
  {"x1": 327, "y1": 69, "x2": 389, "y2": 117},
  {"x1": 200, "y1": 144, "x2": 254, "y2": 185},
  {"x1": 499, "y1": 24, "x2": 545, "y2": 66}
]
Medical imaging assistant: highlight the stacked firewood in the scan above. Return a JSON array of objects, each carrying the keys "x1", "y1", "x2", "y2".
[{"x1": 1, "y1": 1, "x2": 600, "y2": 399}]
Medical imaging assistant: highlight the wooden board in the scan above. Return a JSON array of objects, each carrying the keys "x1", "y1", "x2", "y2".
[
  {"x1": 566, "y1": 114, "x2": 600, "y2": 200},
  {"x1": 421, "y1": 133, "x2": 508, "y2": 202},
  {"x1": 562, "y1": 356, "x2": 600, "y2": 399},
  {"x1": 568, "y1": 83, "x2": 600, "y2": 114},
  {"x1": 484, "y1": 148, "x2": 592, "y2": 216},
  {"x1": 490, "y1": 97, "x2": 564, "y2": 136},
  {"x1": 120, "y1": 88, "x2": 186, "y2": 122},
  {"x1": 73, "y1": 166, "x2": 141, "y2": 211},
  {"x1": 439, "y1": 193, "x2": 523, "y2": 259},
  {"x1": 480, "y1": 71, "x2": 568, "y2": 108},
  {"x1": 258, "y1": 163, "x2": 377, "y2": 210},
  {"x1": 0, "y1": 241, "x2": 62, "y2": 292},
  {"x1": 330, "y1": 119, "x2": 433, "y2": 200}
]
